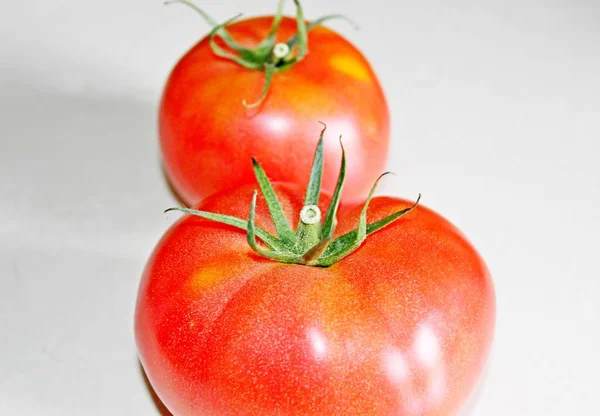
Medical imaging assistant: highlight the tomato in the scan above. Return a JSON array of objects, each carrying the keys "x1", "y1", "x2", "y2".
[
  {"x1": 136, "y1": 145, "x2": 495, "y2": 415},
  {"x1": 159, "y1": 5, "x2": 390, "y2": 206}
]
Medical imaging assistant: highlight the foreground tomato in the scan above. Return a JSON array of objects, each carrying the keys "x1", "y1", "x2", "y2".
[
  {"x1": 136, "y1": 132, "x2": 495, "y2": 415},
  {"x1": 160, "y1": 1, "x2": 390, "y2": 205}
]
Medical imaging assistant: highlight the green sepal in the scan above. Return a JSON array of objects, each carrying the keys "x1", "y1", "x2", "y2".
[
  {"x1": 321, "y1": 135, "x2": 346, "y2": 240},
  {"x1": 302, "y1": 123, "x2": 326, "y2": 206},
  {"x1": 164, "y1": 206, "x2": 284, "y2": 251},
  {"x1": 251, "y1": 157, "x2": 296, "y2": 243},
  {"x1": 366, "y1": 194, "x2": 421, "y2": 235},
  {"x1": 247, "y1": 191, "x2": 303, "y2": 263},
  {"x1": 315, "y1": 172, "x2": 390, "y2": 266},
  {"x1": 242, "y1": 63, "x2": 276, "y2": 108},
  {"x1": 290, "y1": 0, "x2": 308, "y2": 62},
  {"x1": 254, "y1": 0, "x2": 285, "y2": 58},
  {"x1": 208, "y1": 15, "x2": 264, "y2": 70},
  {"x1": 167, "y1": 0, "x2": 254, "y2": 57},
  {"x1": 319, "y1": 195, "x2": 421, "y2": 260},
  {"x1": 302, "y1": 237, "x2": 332, "y2": 265}
]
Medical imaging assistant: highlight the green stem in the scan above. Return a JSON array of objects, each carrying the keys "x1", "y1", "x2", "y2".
[{"x1": 294, "y1": 205, "x2": 323, "y2": 254}]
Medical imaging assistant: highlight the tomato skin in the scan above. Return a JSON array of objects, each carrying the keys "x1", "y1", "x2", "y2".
[
  {"x1": 159, "y1": 16, "x2": 390, "y2": 206},
  {"x1": 135, "y1": 184, "x2": 495, "y2": 416}
]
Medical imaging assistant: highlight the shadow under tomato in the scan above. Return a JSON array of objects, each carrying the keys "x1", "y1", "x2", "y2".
[
  {"x1": 139, "y1": 360, "x2": 173, "y2": 416},
  {"x1": 459, "y1": 352, "x2": 493, "y2": 416},
  {"x1": 160, "y1": 162, "x2": 189, "y2": 208},
  {"x1": 159, "y1": 160, "x2": 250, "y2": 210}
]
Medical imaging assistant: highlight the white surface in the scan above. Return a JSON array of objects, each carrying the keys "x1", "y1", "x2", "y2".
[{"x1": 1, "y1": 0, "x2": 599, "y2": 415}]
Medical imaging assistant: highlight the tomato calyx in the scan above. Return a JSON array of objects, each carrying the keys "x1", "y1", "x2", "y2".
[
  {"x1": 165, "y1": 124, "x2": 421, "y2": 267},
  {"x1": 166, "y1": 0, "x2": 358, "y2": 108}
]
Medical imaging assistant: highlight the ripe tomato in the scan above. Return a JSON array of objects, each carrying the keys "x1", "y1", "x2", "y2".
[
  {"x1": 136, "y1": 182, "x2": 495, "y2": 415},
  {"x1": 159, "y1": 10, "x2": 390, "y2": 206}
]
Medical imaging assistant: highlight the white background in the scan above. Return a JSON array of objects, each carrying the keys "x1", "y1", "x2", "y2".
[{"x1": 1, "y1": 0, "x2": 599, "y2": 414}]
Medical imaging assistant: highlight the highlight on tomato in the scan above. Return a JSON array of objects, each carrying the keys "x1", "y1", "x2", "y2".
[
  {"x1": 159, "y1": 0, "x2": 390, "y2": 206},
  {"x1": 136, "y1": 125, "x2": 496, "y2": 416}
]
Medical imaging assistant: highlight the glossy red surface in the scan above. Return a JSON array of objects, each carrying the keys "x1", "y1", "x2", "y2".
[
  {"x1": 135, "y1": 184, "x2": 496, "y2": 415},
  {"x1": 159, "y1": 17, "x2": 390, "y2": 206}
]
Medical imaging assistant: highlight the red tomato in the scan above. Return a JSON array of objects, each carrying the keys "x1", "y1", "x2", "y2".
[
  {"x1": 159, "y1": 16, "x2": 390, "y2": 206},
  {"x1": 135, "y1": 183, "x2": 495, "y2": 416}
]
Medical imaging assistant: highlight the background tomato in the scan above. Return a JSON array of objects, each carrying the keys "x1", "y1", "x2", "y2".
[
  {"x1": 159, "y1": 15, "x2": 390, "y2": 206},
  {"x1": 135, "y1": 182, "x2": 495, "y2": 416}
]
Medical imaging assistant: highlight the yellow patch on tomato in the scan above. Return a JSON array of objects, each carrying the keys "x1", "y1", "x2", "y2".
[
  {"x1": 330, "y1": 55, "x2": 372, "y2": 81},
  {"x1": 189, "y1": 265, "x2": 226, "y2": 292}
]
